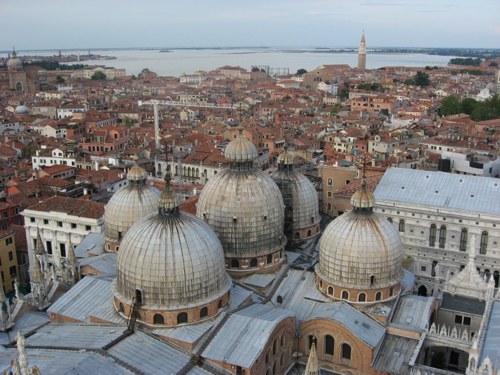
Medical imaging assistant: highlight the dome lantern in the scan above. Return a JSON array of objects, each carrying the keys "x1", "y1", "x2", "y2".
[{"x1": 224, "y1": 126, "x2": 258, "y2": 171}]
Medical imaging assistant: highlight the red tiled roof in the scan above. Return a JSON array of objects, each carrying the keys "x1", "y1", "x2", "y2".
[{"x1": 25, "y1": 196, "x2": 105, "y2": 219}]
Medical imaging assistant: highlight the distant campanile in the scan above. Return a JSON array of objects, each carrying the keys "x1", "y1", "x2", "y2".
[{"x1": 358, "y1": 31, "x2": 366, "y2": 70}]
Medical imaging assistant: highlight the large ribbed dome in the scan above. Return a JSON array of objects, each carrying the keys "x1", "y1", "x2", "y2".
[
  {"x1": 197, "y1": 129, "x2": 286, "y2": 275},
  {"x1": 316, "y1": 179, "x2": 402, "y2": 303},
  {"x1": 104, "y1": 164, "x2": 160, "y2": 252},
  {"x1": 272, "y1": 150, "x2": 320, "y2": 244},
  {"x1": 113, "y1": 178, "x2": 231, "y2": 323}
]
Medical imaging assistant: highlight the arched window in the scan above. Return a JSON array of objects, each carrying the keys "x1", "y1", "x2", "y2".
[
  {"x1": 387, "y1": 217, "x2": 393, "y2": 223},
  {"x1": 280, "y1": 334, "x2": 285, "y2": 347},
  {"x1": 460, "y1": 228, "x2": 468, "y2": 251},
  {"x1": 375, "y1": 292, "x2": 382, "y2": 301},
  {"x1": 119, "y1": 303, "x2": 124, "y2": 313},
  {"x1": 308, "y1": 335, "x2": 316, "y2": 349},
  {"x1": 200, "y1": 307, "x2": 208, "y2": 318},
  {"x1": 358, "y1": 293, "x2": 366, "y2": 302},
  {"x1": 429, "y1": 224, "x2": 436, "y2": 247},
  {"x1": 341, "y1": 290, "x2": 349, "y2": 300},
  {"x1": 218, "y1": 300, "x2": 223, "y2": 309},
  {"x1": 307, "y1": 229, "x2": 311, "y2": 237},
  {"x1": 327, "y1": 178, "x2": 333, "y2": 186},
  {"x1": 277, "y1": 295, "x2": 283, "y2": 304},
  {"x1": 389, "y1": 287, "x2": 394, "y2": 297},
  {"x1": 250, "y1": 258, "x2": 258, "y2": 267},
  {"x1": 345, "y1": 179, "x2": 351, "y2": 185},
  {"x1": 327, "y1": 203, "x2": 332, "y2": 211},
  {"x1": 15, "y1": 82, "x2": 23, "y2": 91},
  {"x1": 327, "y1": 286, "x2": 334, "y2": 295},
  {"x1": 325, "y1": 335, "x2": 334, "y2": 355},
  {"x1": 370, "y1": 275, "x2": 375, "y2": 286},
  {"x1": 177, "y1": 312, "x2": 188, "y2": 324},
  {"x1": 154, "y1": 314, "x2": 164, "y2": 325},
  {"x1": 267, "y1": 254, "x2": 273, "y2": 264},
  {"x1": 231, "y1": 259, "x2": 240, "y2": 268},
  {"x1": 341, "y1": 343, "x2": 352, "y2": 360},
  {"x1": 480, "y1": 231, "x2": 488, "y2": 255},
  {"x1": 439, "y1": 225, "x2": 446, "y2": 248},
  {"x1": 399, "y1": 219, "x2": 405, "y2": 232}
]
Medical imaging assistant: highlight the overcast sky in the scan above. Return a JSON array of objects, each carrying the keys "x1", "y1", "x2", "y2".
[{"x1": 1, "y1": 0, "x2": 499, "y2": 51}]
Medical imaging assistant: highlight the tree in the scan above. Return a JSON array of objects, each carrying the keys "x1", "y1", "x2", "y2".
[
  {"x1": 415, "y1": 71, "x2": 430, "y2": 87},
  {"x1": 251, "y1": 66, "x2": 261, "y2": 72},
  {"x1": 55, "y1": 76, "x2": 65, "y2": 84},
  {"x1": 91, "y1": 71, "x2": 106, "y2": 80},
  {"x1": 339, "y1": 87, "x2": 349, "y2": 100},
  {"x1": 296, "y1": 68, "x2": 307, "y2": 75},
  {"x1": 440, "y1": 95, "x2": 462, "y2": 116},
  {"x1": 489, "y1": 61, "x2": 498, "y2": 67},
  {"x1": 404, "y1": 78, "x2": 416, "y2": 86},
  {"x1": 461, "y1": 97, "x2": 478, "y2": 115}
]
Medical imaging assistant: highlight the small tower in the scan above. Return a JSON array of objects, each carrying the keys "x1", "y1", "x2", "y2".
[
  {"x1": 304, "y1": 337, "x2": 319, "y2": 375},
  {"x1": 358, "y1": 31, "x2": 367, "y2": 70},
  {"x1": 0, "y1": 277, "x2": 14, "y2": 331}
]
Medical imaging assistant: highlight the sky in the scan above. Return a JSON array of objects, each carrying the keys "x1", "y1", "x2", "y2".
[{"x1": 1, "y1": 0, "x2": 499, "y2": 51}]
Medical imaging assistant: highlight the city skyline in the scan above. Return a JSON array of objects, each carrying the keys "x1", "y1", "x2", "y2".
[{"x1": 1, "y1": 0, "x2": 499, "y2": 51}]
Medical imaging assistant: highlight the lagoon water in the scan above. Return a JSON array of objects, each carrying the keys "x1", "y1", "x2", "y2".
[{"x1": 1, "y1": 48, "x2": 458, "y2": 77}]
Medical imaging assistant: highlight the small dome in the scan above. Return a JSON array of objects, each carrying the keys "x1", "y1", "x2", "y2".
[
  {"x1": 277, "y1": 151, "x2": 294, "y2": 166},
  {"x1": 14, "y1": 105, "x2": 29, "y2": 114},
  {"x1": 350, "y1": 180, "x2": 375, "y2": 209},
  {"x1": 104, "y1": 164, "x2": 160, "y2": 251},
  {"x1": 114, "y1": 180, "x2": 230, "y2": 315},
  {"x1": 7, "y1": 51, "x2": 22, "y2": 70},
  {"x1": 224, "y1": 127, "x2": 258, "y2": 163},
  {"x1": 127, "y1": 163, "x2": 148, "y2": 182}
]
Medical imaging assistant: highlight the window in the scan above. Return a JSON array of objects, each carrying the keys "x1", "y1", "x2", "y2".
[
  {"x1": 57, "y1": 221, "x2": 63, "y2": 227},
  {"x1": 325, "y1": 335, "x2": 334, "y2": 355},
  {"x1": 429, "y1": 224, "x2": 436, "y2": 247},
  {"x1": 460, "y1": 228, "x2": 467, "y2": 251},
  {"x1": 43, "y1": 219, "x2": 49, "y2": 225},
  {"x1": 267, "y1": 254, "x2": 273, "y2": 264},
  {"x1": 399, "y1": 219, "x2": 405, "y2": 232},
  {"x1": 153, "y1": 314, "x2": 164, "y2": 325},
  {"x1": 60, "y1": 243, "x2": 66, "y2": 257},
  {"x1": 370, "y1": 275, "x2": 375, "y2": 286},
  {"x1": 71, "y1": 223, "x2": 77, "y2": 229},
  {"x1": 358, "y1": 293, "x2": 366, "y2": 302},
  {"x1": 46, "y1": 241, "x2": 53, "y2": 255},
  {"x1": 250, "y1": 259, "x2": 258, "y2": 267},
  {"x1": 230, "y1": 259, "x2": 239, "y2": 268},
  {"x1": 455, "y1": 315, "x2": 471, "y2": 326},
  {"x1": 85, "y1": 225, "x2": 91, "y2": 231},
  {"x1": 341, "y1": 343, "x2": 352, "y2": 360},
  {"x1": 200, "y1": 307, "x2": 208, "y2": 318},
  {"x1": 327, "y1": 178, "x2": 333, "y2": 186},
  {"x1": 5, "y1": 237, "x2": 13, "y2": 246},
  {"x1": 327, "y1": 203, "x2": 332, "y2": 211},
  {"x1": 30, "y1": 217, "x2": 35, "y2": 223},
  {"x1": 327, "y1": 191, "x2": 332, "y2": 197},
  {"x1": 390, "y1": 287, "x2": 394, "y2": 296},
  {"x1": 308, "y1": 335, "x2": 316, "y2": 349},
  {"x1": 327, "y1": 286, "x2": 334, "y2": 295},
  {"x1": 341, "y1": 291, "x2": 349, "y2": 300},
  {"x1": 375, "y1": 292, "x2": 382, "y2": 301},
  {"x1": 177, "y1": 312, "x2": 188, "y2": 324},
  {"x1": 480, "y1": 231, "x2": 488, "y2": 255},
  {"x1": 439, "y1": 225, "x2": 446, "y2": 248},
  {"x1": 8, "y1": 252, "x2": 13, "y2": 261},
  {"x1": 387, "y1": 217, "x2": 393, "y2": 223}
]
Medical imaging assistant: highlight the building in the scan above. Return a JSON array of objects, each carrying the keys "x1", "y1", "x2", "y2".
[
  {"x1": 0, "y1": 229, "x2": 19, "y2": 293},
  {"x1": 22, "y1": 196, "x2": 105, "y2": 274},
  {"x1": 358, "y1": 31, "x2": 367, "y2": 70},
  {"x1": 374, "y1": 168, "x2": 500, "y2": 295}
]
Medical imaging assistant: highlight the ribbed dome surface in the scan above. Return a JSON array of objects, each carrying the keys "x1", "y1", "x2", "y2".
[
  {"x1": 104, "y1": 166, "x2": 160, "y2": 247},
  {"x1": 224, "y1": 129, "x2": 258, "y2": 163},
  {"x1": 197, "y1": 169, "x2": 286, "y2": 258},
  {"x1": 317, "y1": 210, "x2": 402, "y2": 289},
  {"x1": 115, "y1": 211, "x2": 230, "y2": 309},
  {"x1": 272, "y1": 169, "x2": 320, "y2": 233}
]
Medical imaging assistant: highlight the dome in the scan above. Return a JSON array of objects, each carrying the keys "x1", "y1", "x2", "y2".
[
  {"x1": 316, "y1": 179, "x2": 403, "y2": 303},
  {"x1": 7, "y1": 51, "x2": 22, "y2": 71},
  {"x1": 14, "y1": 105, "x2": 29, "y2": 115},
  {"x1": 197, "y1": 130, "x2": 286, "y2": 275},
  {"x1": 272, "y1": 151, "x2": 320, "y2": 243},
  {"x1": 114, "y1": 177, "x2": 231, "y2": 326},
  {"x1": 104, "y1": 164, "x2": 160, "y2": 252},
  {"x1": 224, "y1": 127, "x2": 258, "y2": 164},
  {"x1": 127, "y1": 163, "x2": 148, "y2": 182}
]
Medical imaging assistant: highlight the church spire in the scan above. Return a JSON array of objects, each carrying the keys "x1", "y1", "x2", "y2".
[{"x1": 304, "y1": 338, "x2": 319, "y2": 375}]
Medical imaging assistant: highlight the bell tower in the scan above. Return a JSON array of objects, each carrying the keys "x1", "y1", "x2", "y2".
[{"x1": 358, "y1": 31, "x2": 366, "y2": 70}]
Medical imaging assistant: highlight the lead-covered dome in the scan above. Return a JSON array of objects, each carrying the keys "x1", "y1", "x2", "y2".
[
  {"x1": 7, "y1": 50, "x2": 22, "y2": 71},
  {"x1": 316, "y1": 179, "x2": 403, "y2": 304},
  {"x1": 272, "y1": 150, "x2": 320, "y2": 245},
  {"x1": 104, "y1": 163, "x2": 160, "y2": 252},
  {"x1": 113, "y1": 176, "x2": 231, "y2": 327},
  {"x1": 197, "y1": 128, "x2": 286, "y2": 276}
]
